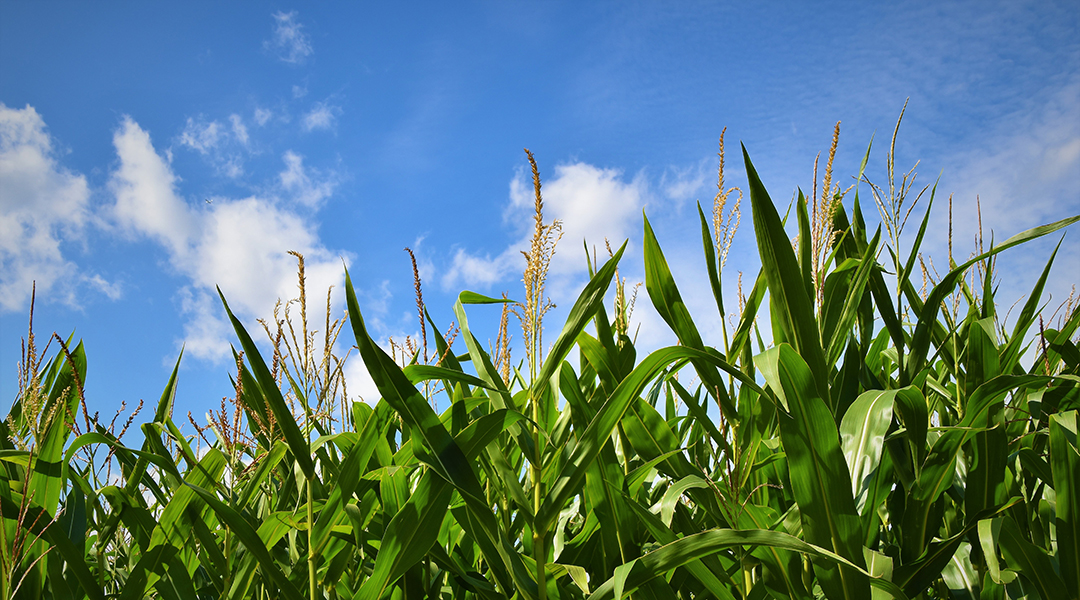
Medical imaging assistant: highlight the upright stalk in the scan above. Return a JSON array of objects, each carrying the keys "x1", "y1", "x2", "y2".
[
  {"x1": 308, "y1": 476, "x2": 316, "y2": 600},
  {"x1": 533, "y1": 390, "x2": 546, "y2": 600},
  {"x1": 514, "y1": 149, "x2": 559, "y2": 600}
]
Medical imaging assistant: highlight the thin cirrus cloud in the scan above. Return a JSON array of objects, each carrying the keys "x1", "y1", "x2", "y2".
[
  {"x1": 0, "y1": 103, "x2": 120, "y2": 312},
  {"x1": 178, "y1": 113, "x2": 251, "y2": 178},
  {"x1": 300, "y1": 101, "x2": 341, "y2": 133},
  {"x1": 279, "y1": 150, "x2": 337, "y2": 208},
  {"x1": 930, "y1": 76, "x2": 1080, "y2": 330},
  {"x1": 938, "y1": 77, "x2": 1080, "y2": 248},
  {"x1": 108, "y1": 116, "x2": 348, "y2": 362},
  {"x1": 264, "y1": 11, "x2": 313, "y2": 65}
]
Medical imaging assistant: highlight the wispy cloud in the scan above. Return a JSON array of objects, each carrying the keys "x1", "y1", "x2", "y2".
[
  {"x1": 660, "y1": 157, "x2": 711, "y2": 206},
  {"x1": 109, "y1": 117, "x2": 348, "y2": 362},
  {"x1": 278, "y1": 150, "x2": 337, "y2": 207},
  {"x1": 253, "y1": 107, "x2": 273, "y2": 127},
  {"x1": 301, "y1": 101, "x2": 341, "y2": 133},
  {"x1": 177, "y1": 114, "x2": 251, "y2": 178},
  {"x1": 178, "y1": 117, "x2": 222, "y2": 154},
  {"x1": 0, "y1": 103, "x2": 108, "y2": 311},
  {"x1": 933, "y1": 75, "x2": 1080, "y2": 329},
  {"x1": 265, "y1": 11, "x2": 313, "y2": 65},
  {"x1": 940, "y1": 77, "x2": 1080, "y2": 242},
  {"x1": 229, "y1": 114, "x2": 249, "y2": 146}
]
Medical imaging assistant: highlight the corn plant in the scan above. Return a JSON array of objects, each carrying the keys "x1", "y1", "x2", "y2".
[{"x1": 3, "y1": 121, "x2": 1079, "y2": 600}]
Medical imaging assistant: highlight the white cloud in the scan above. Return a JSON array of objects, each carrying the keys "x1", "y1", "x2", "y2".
[
  {"x1": 176, "y1": 286, "x2": 233, "y2": 362},
  {"x1": 342, "y1": 354, "x2": 380, "y2": 403},
  {"x1": 221, "y1": 155, "x2": 244, "y2": 179},
  {"x1": 254, "y1": 107, "x2": 272, "y2": 127},
  {"x1": 537, "y1": 163, "x2": 647, "y2": 273},
  {"x1": 0, "y1": 103, "x2": 97, "y2": 311},
  {"x1": 229, "y1": 114, "x2": 249, "y2": 146},
  {"x1": 301, "y1": 101, "x2": 341, "y2": 133},
  {"x1": 177, "y1": 115, "x2": 251, "y2": 178},
  {"x1": 442, "y1": 248, "x2": 514, "y2": 289},
  {"x1": 265, "y1": 11, "x2": 313, "y2": 65},
  {"x1": 108, "y1": 117, "x2": 349, "y2": 362},
  {"x1": 292, "y1": 85, "x2": 308, "y2": 99},
  {"x1": 85, "y1": 274, "x2": 123, "y2": 300},
  {"x1": 934, "y1": 76, "x2": 1080, "y2": 329},
  {"x1": 278, "y1": 150, "x2": 337, "y2": 207},
  {"x1": 178, "y1": 117, "x2": 222, "y2": 154},
  {"x1": 941, "y1": 79, "x2": 1080, "y2": 242},
  {"x1": 660, "y1": 158, "x2": 711, "y2": 205},
  {"x1": 110, "y1": 117, "x2": 197, "y2": 256},
  {"x1": 443, "y1": 161, "x2": 648, "y2": 291}
]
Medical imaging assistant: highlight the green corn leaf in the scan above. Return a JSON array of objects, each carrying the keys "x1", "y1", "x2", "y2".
[
  {"x1": 796, "y1": 189, "x2": 814, "y2": 299},
  {"x1": 577, "y1": 330, "x2": 619, "y2": 393},
  {"x1": 586, "y1": 528, "x2": 907, "y2": 600},
  {"x1": 1002, "y1": 238, "x2": 1062, "y2": 371},
  {"x1": 455, "y1": 409, "x2": 528, "y2": 460},
  {"x1": 999, "y1": 515, "x2": 1068, "y2": 599},
  {"x1": 729, "y1": 269, "x2": 768, "y2": 367},
  {"x1": 0, "y1": 492, "x2": 104, "y2": 600},
  {"x1": 839, "y1": 388, "x2": 896, "y2": 506},
  {"x1": 897, "y1": 181, "x2": 937, "y2": 292},
  {"x1": 34, "y1": 340, "x2": 86, "y2": 517},
  {"x1": 311, "y1": 401, "x2": 392, "y2": 556},
  {"x1": 894, "y1": 498, "x2": 1020, "y2": 596},
  {"x1": 698, "y1": 202, "x2": 726, "y2": 323},
  {"x1": 218, "y1": 288, "x2": 315, "y2": 480},
  {"x1": 1049, "y1": 410, "x2": 1079, "y2": 597},
  {"x1": 905, "y1": 213, "x2": 1080, "y2": 383},
  {"x1": 117, "y1": 543, "x2": 188, "y2": 600},
  {"x1": 403, "y1": 364, "x2": 495, "y2": 391},
  {"x1": 622, "y1": 399, "x2": 697, "y2": 483},
  {"x1": 824, "y1": 228, "x2": 881, "y2": 368},
  {"x1": 148, "y1": 448, "x2": 226, "y2": 551},
  {"x1": 667, "y1": 377, "x2": 729, "y2": 456},
  {"x1": 657, "y1": 475, "x2": 709, "y2": 527},
  {"x1": 238, "y1": 441, "x2": 288, "y2": 508},
  {"x1": 978, "y1": 518, "x2": 1004, "y2": 584},
  {"x1": 539, "y1": 345, "x2": 769, "y2": 532},
  {"x1": 357, "y1": 469, "x2": 454, "y2": 599},
  {"x1": 891, "y1": 386, "x2": 928, "y2": 476},
  {"x1": 643, "y1": 213, "x2": 704, "y2": 350},
  {"x1": 756, "y1": 344, "x2": 868, "y2": 599},
  {"x1": 184, "y1": 482, "x2": 305, "y2": 600},
  {"x1": 534, "y1": 241, "x2": 626, "y2": 398},
  {"x1": 347, "y1": 267, "x2": 538, "y2": 599},
  {"x1": 914, "y1": 375, "x2": 1052, "y2": 505},
  {"x1": 644, "y1": 213, "x2": 736, "y2": 418},
  {"x1": 744, "y1": 145, "x2": 830, "y2": 406}
]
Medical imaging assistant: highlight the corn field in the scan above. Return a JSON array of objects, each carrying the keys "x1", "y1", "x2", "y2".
[{"x1": 4, "y1": 121, "x2": 1079, "y2": 600}]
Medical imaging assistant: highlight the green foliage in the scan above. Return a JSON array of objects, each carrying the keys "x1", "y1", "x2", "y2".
[{"x1": 4, "y1": 126, "x2": 1079, "y2": 599}]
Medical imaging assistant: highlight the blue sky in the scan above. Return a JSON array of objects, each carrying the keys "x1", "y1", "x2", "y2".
[{"x1": 2, "y1": 1, "x2": 1078, "y2": 428}]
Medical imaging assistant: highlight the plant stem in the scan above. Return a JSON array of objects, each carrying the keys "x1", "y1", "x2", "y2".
[
  {"x1": 308, "y1": 475, "x2": 316, "y2": 600},
  {"x1": 533, "y1": 389, "x2": 546, "y2": 600}
]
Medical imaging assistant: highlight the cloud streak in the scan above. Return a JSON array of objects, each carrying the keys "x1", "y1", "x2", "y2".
[
  {"x1": 301, "y1": 101, "x2": 341, "y2": 133},
  {"x1": 178, "y1": 114, "x2": 252, "y2": 178},
  {"x1": 265, "y1": 11, "x2": 313, "y2": 65}
]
